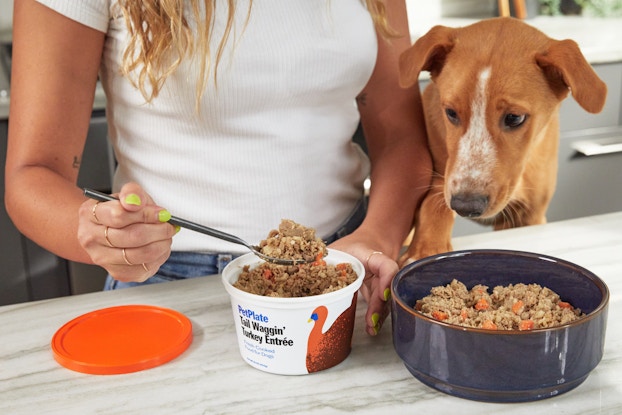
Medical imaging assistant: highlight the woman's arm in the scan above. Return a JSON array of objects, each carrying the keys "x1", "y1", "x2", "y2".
[
  {"x1": 6, "y1": 0, "x2": 105, "y2": 262},
  {"x1": 331, "y1": 0, "x2": 432, "y2": 335},
  {"x1": 6, "y1": 1, "x2": 175, "y2": 282},
  {"x1": 358, "y1": 1, "x2": 431, "y2": 255}
]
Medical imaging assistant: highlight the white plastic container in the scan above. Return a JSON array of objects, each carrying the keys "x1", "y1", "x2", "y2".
[{"x1": 222, "y1": 249, "x2": 364, "y2": 375}]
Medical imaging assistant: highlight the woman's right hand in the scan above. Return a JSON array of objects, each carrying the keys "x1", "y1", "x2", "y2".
[{"x1": 77, "y1": 183, "x2": 179, "y2": 282}]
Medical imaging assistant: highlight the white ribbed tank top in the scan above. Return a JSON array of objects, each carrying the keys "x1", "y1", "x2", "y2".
[{"x1": 36, "y1": 0, "x2": 377, "y2": 253}]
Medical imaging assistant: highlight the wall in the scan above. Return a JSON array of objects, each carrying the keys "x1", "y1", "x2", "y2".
[{"x1": 0, "y1": 0, "x2": 13, "y2": 35}]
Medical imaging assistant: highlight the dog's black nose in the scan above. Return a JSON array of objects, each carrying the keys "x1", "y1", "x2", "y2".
[{"x1": 450, "y1": 194, "x2": 488, "y2": 218}]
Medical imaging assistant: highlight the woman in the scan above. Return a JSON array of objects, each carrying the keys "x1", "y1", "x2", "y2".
[{"x1": 5, "y1": 0, "x2": 431, "y2": 335}]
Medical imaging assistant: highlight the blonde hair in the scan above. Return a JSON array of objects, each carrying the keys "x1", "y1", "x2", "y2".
[{"x1": 118, "y1": 0, "x2": 393, "y2": 106}]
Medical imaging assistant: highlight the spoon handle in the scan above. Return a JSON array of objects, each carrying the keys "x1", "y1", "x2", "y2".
[{"x1": 83, "y1": 188, "x2": 250, "y2": 248}]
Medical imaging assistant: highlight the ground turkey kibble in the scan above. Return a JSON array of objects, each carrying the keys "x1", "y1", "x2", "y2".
[{"x1": 415, "y1": 279, "x2": 583, "y2": 330}]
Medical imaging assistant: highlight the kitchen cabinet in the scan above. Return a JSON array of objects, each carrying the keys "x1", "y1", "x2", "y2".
[
  {"x1": 549, "y1": 62, "x2": 622, "y2": 221},
  {"x1": 559, "y1": 62, "x2": 621, "y2": 131}
]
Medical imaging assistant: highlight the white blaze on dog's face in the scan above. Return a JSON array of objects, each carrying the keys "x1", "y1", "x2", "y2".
[{"x1": 450, "y1": 67, "x2": 496, "y2": 202}]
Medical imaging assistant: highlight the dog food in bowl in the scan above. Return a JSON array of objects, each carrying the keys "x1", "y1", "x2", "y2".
[
  {"x1": 391, "y1": 249, "x2": 609, "y2": 402},
  {"x1": 415, "y1": 279, "x2": 583, "y2": 330}
]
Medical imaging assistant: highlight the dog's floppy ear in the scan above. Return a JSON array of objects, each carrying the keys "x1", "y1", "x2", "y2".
[
  {"x1": 535, "y1": 39, "x2": 607, "y2": 114},
  {"x1": 399, "y1": 25, "x2": 455, "y2": 88}
]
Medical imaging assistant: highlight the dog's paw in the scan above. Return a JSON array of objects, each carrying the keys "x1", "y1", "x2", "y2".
[
  {"x1": 398, "y1": 252, "x2": 417, "y2": 268},
  {"x1": 398, "y1": 249, "x2": 432, "y2": 268}
]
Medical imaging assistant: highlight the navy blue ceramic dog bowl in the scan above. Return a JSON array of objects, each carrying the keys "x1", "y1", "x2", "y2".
[{"x1": 391, "y1": 249, "x2": 609, "y2": 403}]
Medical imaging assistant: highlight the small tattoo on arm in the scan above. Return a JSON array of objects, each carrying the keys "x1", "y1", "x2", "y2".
[{"x1": 356, "y1": 93, "x2": 367, "y2": 106}]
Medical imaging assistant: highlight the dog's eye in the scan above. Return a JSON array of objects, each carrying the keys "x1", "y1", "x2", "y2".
[
  {"x1": 445, "y1": 108, "x2": 460, "y2": 125},
  {"x1": 503, "y1": 113, "x2": 526, "y2": 129}
]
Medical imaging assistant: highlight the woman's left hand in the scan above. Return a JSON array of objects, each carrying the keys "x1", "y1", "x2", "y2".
[{"x1": 329, "y1": 233, "x2": 399, "y2": 336}]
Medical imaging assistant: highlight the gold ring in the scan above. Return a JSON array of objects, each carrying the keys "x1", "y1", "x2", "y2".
[
  {"x1": 104, "y1": 226, "x2": 115, "y2": 248},
  {"x1": 141, "y1": 263, "x2": 149, "y2": 272},
  {"x1": 365, "y1": 251, "x2": 383, "y2": 268},
  {"x1": 122, "y1": 248, "x2": 134, "y2": 266},
  {"x1": 92, "y1": 201, "x2": 101, "y2": 224}
]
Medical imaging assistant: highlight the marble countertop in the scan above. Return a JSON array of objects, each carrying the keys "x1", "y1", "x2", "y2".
[{"x1": 1, "y1": 212, "x2": 621, "y2": 414}]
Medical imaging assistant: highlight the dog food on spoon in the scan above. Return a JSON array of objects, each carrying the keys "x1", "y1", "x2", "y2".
[{"x1": 235, "y1": 219, "x2": 356, "y2": 297}]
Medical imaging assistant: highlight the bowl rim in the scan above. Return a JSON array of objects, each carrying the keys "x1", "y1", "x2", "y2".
[
  {"x1": 221, "y1": 248, "x2": 365, "y2": 305},
  {"x1": 391, "y1": 249, "x2": 610, "y2": 335}
]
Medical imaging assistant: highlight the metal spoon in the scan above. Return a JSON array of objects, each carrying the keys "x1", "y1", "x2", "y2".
[{"x1": 83, "y1": 188, "x2": 313, "y2": 265}]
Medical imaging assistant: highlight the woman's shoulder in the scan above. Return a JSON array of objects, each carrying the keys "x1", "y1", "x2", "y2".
[{"x1": 34, "y1": 0, "x2": 112, "y2": 33}]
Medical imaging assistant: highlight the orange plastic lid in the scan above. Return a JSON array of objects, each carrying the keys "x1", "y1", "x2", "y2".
[{"x1": 51, "y1": 305, "x2": 193, "y2": 375}]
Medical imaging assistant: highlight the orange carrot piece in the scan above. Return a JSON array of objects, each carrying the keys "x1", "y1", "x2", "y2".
[
  {"x1": 475, "y1": 298, "x2": 489, "y2": 311},
  {"x1": 312, "y1": 253, "x2": 326, "y2": 266},
  {"x1": 512, "y1": 300, "x2": 524, "y2": 314},
  {"x1": 519, "y1": 320, "x2": 535, "y2": 331},
  {"x1": 558, "y1": 301, "x2": 573, "y2": 309},
  {"x1": 482, "y1": 320, "x2": 497, "y2": 330},
  {"x1": 432, "y1": 310, "x2": 449, "y2": 321}
]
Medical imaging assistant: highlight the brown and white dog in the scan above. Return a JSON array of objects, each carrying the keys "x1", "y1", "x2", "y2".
[{"x1": 398, "y1": 17, "x2": 607, "y2": 265}]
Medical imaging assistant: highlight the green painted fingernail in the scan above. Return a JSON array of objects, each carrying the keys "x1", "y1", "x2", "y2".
[
  {"x1": 125, "y1": 194, "x2": 141, "y2": 206},
  {"x1": 371, "y1": 313, "x2": 381, "y2": 335},
  {"x1": 175, "y1": 225, "x2": 181, "y2": 233},
  {"x1": 384, "y1": 288, "x2": 391, "y2": 301},
  {"x1": 158, "y1": 209, "x2": 171, "y2": 222}
]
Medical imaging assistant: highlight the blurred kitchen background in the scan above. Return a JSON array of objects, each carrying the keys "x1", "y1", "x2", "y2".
[{"x1": 1, "y1": 0, "x2": 621, "y2": 305}]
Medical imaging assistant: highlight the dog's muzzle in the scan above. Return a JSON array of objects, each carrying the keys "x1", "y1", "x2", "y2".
[{"x1": 450, "y1": 193, "x2": 489, "y2": 218}]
